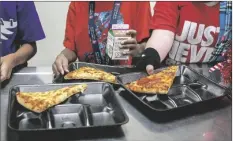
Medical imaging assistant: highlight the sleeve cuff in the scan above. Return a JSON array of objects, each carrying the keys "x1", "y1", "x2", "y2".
[{"x1": 63, "y1": 41, "x2": 76, "y2": 52}]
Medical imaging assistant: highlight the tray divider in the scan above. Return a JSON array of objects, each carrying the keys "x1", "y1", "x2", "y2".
[
  {"x1": 83, "y1": 105, "x2": 93, "y2": 127},
  {"x1": 46, "y1": 111, "x2": 53, "y2": 129},
  {"x1": 167, "y1": 97, "x2": 178, "y2": 108},
  {"x1": 186, "y1": 87, "x2": 203, "y2": 101}
]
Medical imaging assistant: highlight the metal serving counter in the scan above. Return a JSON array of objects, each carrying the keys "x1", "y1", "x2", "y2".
[{"x1": 1, "y1": 64, "x2": 231, "y2": 141}]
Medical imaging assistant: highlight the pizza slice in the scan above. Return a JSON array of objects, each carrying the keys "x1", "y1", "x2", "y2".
[
  {"x1": 125, "y1": 66, "x2": 178, "y2": 94},
  {"x1": 64, "y1": 67, "x2": 117, "y2": 83},
  {"x1": 16, "y1": 84, "x2": 88, "y2": 113}
]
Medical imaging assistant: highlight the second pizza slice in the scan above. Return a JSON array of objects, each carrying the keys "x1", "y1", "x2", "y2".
[
  {"x1": 125, "y1": 66, "x2": 178, "y2": 94},
  {"x1": 64, "y1": 67, "x2": 117, "y2": 83}
]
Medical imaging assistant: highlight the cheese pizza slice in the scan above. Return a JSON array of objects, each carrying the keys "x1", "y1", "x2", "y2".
[
  {"x1": 64, "y1": 67, "x2": 117, "y2": 83},
  {"x1": 16, "y1": 84, "x2": 87, "y2": 113},
  {"x1": 125, "y1": 66, "x2": 178, "y2": 94}
]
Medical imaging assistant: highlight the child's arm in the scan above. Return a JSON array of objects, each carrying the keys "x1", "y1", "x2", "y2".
[{"x1": 0, "y1": 2, "x2": 45, "y2": 82}]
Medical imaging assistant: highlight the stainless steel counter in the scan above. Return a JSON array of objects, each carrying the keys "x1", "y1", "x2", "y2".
[{"x1": 1, "y1": 65, "x2": 231, "y2": 141}]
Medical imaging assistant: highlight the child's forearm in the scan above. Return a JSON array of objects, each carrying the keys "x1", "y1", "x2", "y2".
[
  {"x1": 146, "y1": 29, "x2": 175, "y2": 62},
  {"x1": 11, "y1": 42, "x2": 37, "y2": 67},
  {"x1": 61, "y1": 48, "x2": 78, "y2": 63}
]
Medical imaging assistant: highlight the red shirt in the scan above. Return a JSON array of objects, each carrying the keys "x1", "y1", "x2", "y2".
[
  {"x1": 151, "y1": 2, "x2": 220, "y2": 64},
  {"x1": 64, "y1": 2, "x2": 151, "y2": 65}
]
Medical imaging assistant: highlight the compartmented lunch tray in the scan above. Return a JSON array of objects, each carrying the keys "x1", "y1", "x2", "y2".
[
  {"x1": 117, "y1": 65, "x2": 228, "y2": 112},
  {"x1": 7, "y1": 82, "x2": 128, "y2": 132},
  {"x1": 53, "y1": 62, "x2": 137, "y2": 84}
]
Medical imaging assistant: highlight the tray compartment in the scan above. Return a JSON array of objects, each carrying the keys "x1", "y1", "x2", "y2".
[
  {"x1": 8, "y1": 89, "x2": 48, "y2": 130},
  {"x1": 64, "y1": 94, "x2": 108, "y2": 106},
  {"x1": 17, "y1": 112, "x2": 47, "y2": 130},
  {"x1": 167, "y1": 86, "x2": 201, "y2": 107},
  {"x1": 87, "y1": 104, "x2": 123, "y2": 126},
  {"x1": 183, "y1": 65, "x2": 226, "y2": 100},
  {"x1": 188, "y1": 82, "x2": 207, "y2": 89},
  {"x1": 190, "y1": 88, "x2": 216, "y2": 100},
  {"x1": 53, "y1": 62, "x2": 137, "y2": 84},
  {"x1": 190, "y1": 78, "x2": 225, "y2": 97},
  {"x1": 92, "y1": 112, "x2": 115, "y2": 126},
  {"x1": 89, "y1": 104, "x2": 127, "y2": 126},
  {"x1": 142, "y1": 95, "x2": 177, "y2": 110},
  {"x1": 58, "y1": 83, "x2": 110, "y2": 105},
  {"x1": 49, "y1": 104, "x2": 87, "y2": 128},
  {"x1": 65, "y1": 83, "x2": 112, "y2": 107},
  {"x1": 77, "y1": 94, "x2": 108, "y2": 106}
]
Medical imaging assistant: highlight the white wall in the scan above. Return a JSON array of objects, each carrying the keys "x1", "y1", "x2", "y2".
[
  {"x1": 28, "y1": 2, "x2": 156, "y2": 66},
  {"x1": 28, "y1": 2, "x2": 69, "y2": 66}
]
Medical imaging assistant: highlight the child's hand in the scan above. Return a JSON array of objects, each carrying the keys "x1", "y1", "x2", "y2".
[
  {"x1": 0, "y1": 54, "x2": 16, "y2": 82},
  {"x1": 120, "y1": 30, "x2": 143, "y2": 57},
  {"x1": 52, "y1": 53, "x2": 69, "y2": 76}
]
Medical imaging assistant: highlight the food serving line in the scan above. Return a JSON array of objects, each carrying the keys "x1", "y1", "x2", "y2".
[{"x1": 1, "y1": 63, "x2": 231, "y2": 141}]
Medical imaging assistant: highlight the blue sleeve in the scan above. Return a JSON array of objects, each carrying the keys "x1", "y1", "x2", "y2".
[{"x1": 16, "y1": 1, "x2": 45, "y2": 43}]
